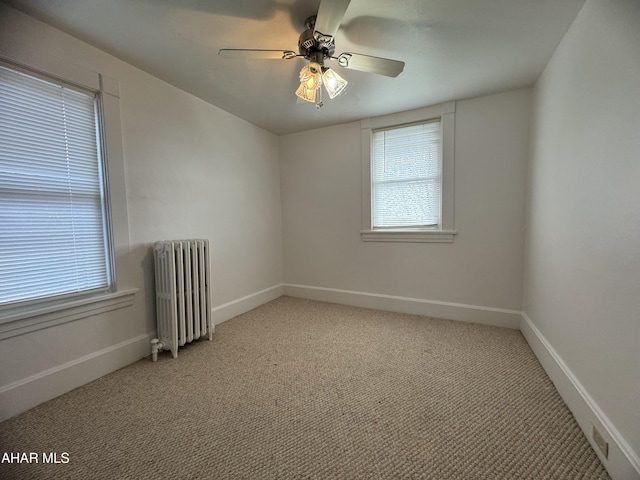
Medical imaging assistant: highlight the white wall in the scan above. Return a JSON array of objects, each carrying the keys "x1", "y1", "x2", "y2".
[
  {"x1": 3, "y1": 4, "x2": 638, "y2": 478},
  {"x1": 280, "y1": 89, "x2": 531, "y2": 327},
  {"x1": 0, "y1": 4, "x2": 283, "y2": 420},
  {"x1": 522, "y1": 0, "x2": 640, "y2": 477}
]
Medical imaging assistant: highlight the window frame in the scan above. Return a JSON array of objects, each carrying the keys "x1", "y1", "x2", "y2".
[
  {"x1": 361, "y1": 102, "x2": 456, "y2": 243},
  {"x1": 0, "y1": 55, "x2": 136, "y2": 339}
]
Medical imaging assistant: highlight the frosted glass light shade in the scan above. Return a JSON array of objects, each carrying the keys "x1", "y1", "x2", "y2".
[
  {"x1": 295, "y1": 82, "x2": 318, "y2": 102},
  {"x1": 322, "y1": 68, "x2": 348, "y2": 99},
  {"x1": 296, "y1": 62, "x2": 323, "y2": 103}
]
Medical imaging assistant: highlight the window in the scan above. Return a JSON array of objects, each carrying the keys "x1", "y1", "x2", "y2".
[
  {"x1": 372, "y1": 120, "x2": 441, "y2": 229},
  {"x1": 0, "y1": 63, "x2": 114, "y2": 307},
  {"x1": 361, "y1": 102, "x2": 456, "y2": 243}
]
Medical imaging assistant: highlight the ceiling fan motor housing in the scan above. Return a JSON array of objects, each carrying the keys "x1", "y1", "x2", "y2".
[{"x1": 298, "y1": 15, "x2": 335, "y2": 65}]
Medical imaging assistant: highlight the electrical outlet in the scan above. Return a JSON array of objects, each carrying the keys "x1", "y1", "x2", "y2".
[{"x1": 592, "y1": 425, "x2": 609, "y2": 459}]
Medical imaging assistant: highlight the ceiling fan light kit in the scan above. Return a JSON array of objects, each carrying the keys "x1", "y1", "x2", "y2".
[
  {"x1": 294, "y1": 61, "x2": 348, "y2": 107},
  {"x1": 219, "y1": 0, "x2": 404, "y2": 109}
]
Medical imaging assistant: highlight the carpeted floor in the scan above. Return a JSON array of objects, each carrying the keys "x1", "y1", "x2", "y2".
[{"x1": 0, "y1": 296, "x2": 609, "y2": 479}]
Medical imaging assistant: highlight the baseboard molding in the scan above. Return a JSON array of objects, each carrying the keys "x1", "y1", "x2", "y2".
[
  {"x1": 0, "y1": 331, "x2": 154, "y2": 422},
  {"x1": 520, "y1": 312, "x2": 640, "y2": 480},
  {"x1": 211, "y1": 284, "x2": 284, "y2": 325},
  {"x1": 283, "y1": 283, "x2": 521, "y2": 329}
]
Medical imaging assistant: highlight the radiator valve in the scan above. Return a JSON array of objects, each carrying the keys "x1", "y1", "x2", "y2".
[{"x1": 150, "y1": 338, "x2": 164, "y2": 362}]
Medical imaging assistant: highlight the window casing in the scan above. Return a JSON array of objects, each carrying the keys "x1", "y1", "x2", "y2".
[
  {"x1": 0, "y1": 50, "x2": 134, "y2": 340},
  {"x1": 361, "y1": 102, "x2": 456, "y2": 243}
]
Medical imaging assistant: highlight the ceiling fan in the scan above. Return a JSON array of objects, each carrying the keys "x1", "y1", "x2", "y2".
[{"x1": 218, "y1": 0, "x2": 405, "y2": 108}]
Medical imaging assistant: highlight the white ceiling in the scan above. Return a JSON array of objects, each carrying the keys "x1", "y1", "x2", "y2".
[{"x1": 4, "y1": 0, "x2": 586, "y2": 135}]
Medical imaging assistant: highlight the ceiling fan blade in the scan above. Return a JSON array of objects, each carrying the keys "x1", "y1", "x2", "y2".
[
  {"x1": 218, "y1": 49, "x2": 298, "y2": 60},
  {"x1": 314, "y1": 0, "x2": 351, "y2": 40},
  {"x1": 336, "y1": 53, "x2": 405, "y2": 77}
]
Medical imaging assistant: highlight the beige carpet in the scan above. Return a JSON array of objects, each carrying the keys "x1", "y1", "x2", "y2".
[{"x1": 0, "y1": 296, "x2": 609, "y2": 479}]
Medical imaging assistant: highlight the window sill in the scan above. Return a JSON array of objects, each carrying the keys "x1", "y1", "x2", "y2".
[
  {"x1": 360, "y1": 230, "x2": 457, "y2": 243},
  {"x1": 0, "y1": 289, "x2": 138, "y2": 340}
]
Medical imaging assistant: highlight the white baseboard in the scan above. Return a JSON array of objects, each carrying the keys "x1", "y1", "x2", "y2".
[
  {"x1": 0, "y1": 332, "x2": 154, "y2": 422},
  {"x1": 211, "y1": 284, "x2": 284, "y2": 325},
  {"x1": 283, "y1": 283, "x2": 521, "y2": 329},
  {"x1": 520, "y1": 312, "x2": 640, "y2": 480}
]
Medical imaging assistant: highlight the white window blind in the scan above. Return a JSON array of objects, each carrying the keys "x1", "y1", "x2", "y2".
[
  {"x1": 0, "y1": 64, "x2": 112, "y2": 306},
  {"x1": 371, "y1": 120, "x2": 442, "y2": 229}
]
